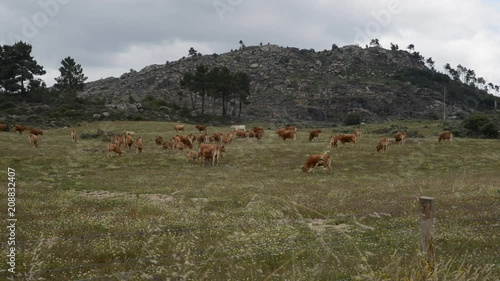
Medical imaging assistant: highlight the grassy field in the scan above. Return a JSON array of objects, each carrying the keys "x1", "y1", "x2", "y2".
[{"x1": 0, "y1": 120, "x2": 499, "y2": 281}]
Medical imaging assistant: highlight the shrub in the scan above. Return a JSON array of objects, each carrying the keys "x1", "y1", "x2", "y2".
[
  {"x1": 343, "y1": 113, "x2": 362, "y2": 126},
  {"x1": 461, "y1": 114, "x2": 499, "y2": 138}
]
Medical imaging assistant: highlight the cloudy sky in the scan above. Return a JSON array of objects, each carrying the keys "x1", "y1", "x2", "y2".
[{"x1": 1, "y1": 0, "x2": 499, "y2": 95}]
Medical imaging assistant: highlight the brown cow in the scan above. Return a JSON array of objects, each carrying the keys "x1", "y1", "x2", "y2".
[
  {"x1": 235, "y1": 130, "x2": 246, "y2": 138},
  {"x1": 280, "y1": 131, "x2": 296, "y2": 141},
  {"x1": 330, "y1": 134, "x2": 357, "y2": 148},
  {"x1": 438, "y1": 131, "x2": 453, "y2": 142},
  {"x1": 155, "y1": 136, "x2": 164, "y2": 146},
  {"x1": 70, "y1": 130, "x2": 77, "y2": 142},
  {"x1": 14, "y1": 124, "x2": 28, "y2": 134},
  {"x1": 29, "y1": 134, "x2": 39, "y2": 148},
  {"x1": 195, "y1": 125, "x2": 207, "y2": 133},
  {"x1": 175, "y1": 135, "x2": 194, "y2": 149},
  {"x1": 198, "y1": 144, "x2": 225, "y2": 163},
  {"x1": 29, "y1": 128, "x2": 43, "y2": 136},
  {"x1": 135, "y1": 137, "x2": 143, "y2": 154},
  {"x1": 309, "y1": 130, "x2": 321, "y2": 142},
  {"x1": 246, "y1": 130, "x2": 255, "y2": 138},
  {"x1": 302, "y1": 153, "x2": 332, "y2": 173},
  {"x1": 376, "y1": 137, "x2": 390, "y2": 153},
  {"x1": 252, "y1": 127, "x2": 264, "y2": 134},
  {"x1": 394, "y1": 131, "x2": 407, "y2": 145},
  {"x1": 255, "y1": 130, "x2": 264, "y2": 140},
  {"x1": 107, "y1": 143, "x2": 122, "y2": 157},
  {"x1": 0, "y1": 124, "x2": 8, "y2": 131},
  {"x1": 174, "y1": 124, "x2": 185, "y2": 132},
  {"x1": 123, "y1": 134, "x2": 134, "y2": 149},
  {"x1": 197, "y1": 134, "x2": 209, "y2": 144}
]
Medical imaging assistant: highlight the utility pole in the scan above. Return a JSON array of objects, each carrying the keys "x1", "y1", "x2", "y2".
[{"x1": 443, "y1": 86, "x2": 446, "y2": 122}]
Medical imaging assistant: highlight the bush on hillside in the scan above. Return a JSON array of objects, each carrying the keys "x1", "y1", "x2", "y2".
[{"x1": 461, "y1": 114, "x2": 499, "y2": 138}]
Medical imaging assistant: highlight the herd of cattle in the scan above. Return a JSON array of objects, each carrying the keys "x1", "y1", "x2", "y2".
[{"x1": 0, "y1": 123, "x2": 454, "y2": 172}]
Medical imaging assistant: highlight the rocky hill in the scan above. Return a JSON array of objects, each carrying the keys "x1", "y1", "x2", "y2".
[{"x1": 80, "y1": 44, "x2": 499, "y2": 124}]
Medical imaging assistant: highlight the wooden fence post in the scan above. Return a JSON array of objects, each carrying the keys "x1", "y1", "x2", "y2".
[{"x1": 419, "y1": 196, "x2": 435, "y2": 272}]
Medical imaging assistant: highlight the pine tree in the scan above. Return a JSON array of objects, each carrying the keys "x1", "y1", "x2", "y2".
[
  {"x1": 54, "y1": 56, "x2": 88, "y2": 91},
  {"x1": 0, "y1": 41, "x2": 46, "y2": 94}
]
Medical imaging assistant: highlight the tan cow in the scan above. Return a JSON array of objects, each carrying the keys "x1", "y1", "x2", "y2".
[
  {"x1": 438, "y1": 131, "x2": 453, "y2": 142},
  {"x1": 200, "y1": 145, "x2": 224, "y2": 166},
  {"x1": 70, "y1": 130, "x2": 77, "y2": 142},
  {"x1": 135, "y1": 137, "x2": 143, "y2": 154},
  {"x1": 394, "y1": 131, "x2": 407, "y2": 145},
  {"x1": 107, "y1": 143, "x2": 123, "y2": 157},
  {"x1": 376, "y1": 137, "x2": 390, "y2": 153},
  {"x1": 330, "y1": 134, "x2": 357, "y2": 148},
  {"x1": 354, "y1": 127, "x2": 362, "y2": 140},
  {"x1": 162, "y1": 141, "x2": 174, "y2": 150},
  {"x1": 302, "y1": 153, "x2": 332, "y2": 173},
  {"x1": 0, "y1": 124, "x2": 8, "y2": 131},
  {"x1": 235, "y1": 130, "x2": 246, "y2": 138},
  {"x1": 29, "y1": 134, "x2": 39, "y2": 148},
  {"x1": 223, "y1": 132, "x2": 234, "y2": 144},
  {"x1": 185, "y1": 150, "x2": 199, "y2": 161},
  {"x1": 174, "y1": 124, "x2": 185, "y2": 132},
  {"x1": 113, "y1": 136, "x2": 124, "y2": 147},
  {"x1": 309, "y1": 130, "x2": 321, "y2": 142}
]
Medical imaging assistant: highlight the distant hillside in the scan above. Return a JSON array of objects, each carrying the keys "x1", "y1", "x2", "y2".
[{"x1": 80, "y1": 44, "x2": 500, "y2": 123}]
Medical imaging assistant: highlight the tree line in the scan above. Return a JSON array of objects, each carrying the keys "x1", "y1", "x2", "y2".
[
  {"x1": 180, "y1": 63, "x2": 250, "y2": 118},
  {"x1": 370, "y1": 39, "x2": 500, "y2": 96},
  {"x1": 0, "y1": 41, "x2": 87, "y2": 96}
]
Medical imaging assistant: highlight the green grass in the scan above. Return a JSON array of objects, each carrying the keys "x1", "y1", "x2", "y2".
[{"x1": 0, "y1": 120, "x2": 499, "y2": 280}]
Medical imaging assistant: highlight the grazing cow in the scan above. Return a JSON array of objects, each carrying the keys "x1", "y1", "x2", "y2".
[
  {"x1": 113, "y1": 136, "x2": 123, "y2": 147},
  {"x1": 302, "y1": 153, "x2": 332, "y2": 173},
  {"x1": 255, "y1": 130, "x2": 264, "y2": 140},
  {"x1": 438, "y1": 131, "x2": 453, "y2": 142},
  {"x1": 29, "y1": 128, "x2": 44, "y2": 136},
  {"x1": 0, "y1": 124, "x2": 8, "y2": 131},
  {"x1": 394, "y1": 131, "x2": 407, "y2": 145},
  {"x1": 223, "y1": 132, "x2": 234, "y2": 144},
  {"x1": 185, "y1": 150, "x2": 199, "y2": 161},
  {"x1": 200, "y1": 145, "x2": 224, "y2": 166},
  {"x1": 213, "y1": 132, "x2": 223, "y2": 143},
  {"x1": 376, "y1": 137, "x2": 390, "y2": 153},
  {"x1": 280, "y1": 130, "x2": 296, "y2": 141},
  {"x1": 195, "y1": 125, "x2": 207, "y2": 133},
  {"x1": 198, "y1": 144, "x2": 225, "y2": 163},
  {"x1": 107, "y1": 143, "x2": 122, "y2": 157},
  {"x1": 197, "y1": 134, "x2": 209, "y2": 144},
  {"x1": 235, "y1": 130, "x2": 246, "y2": 138},
  {"x1": 174, "y1": 124, "x2": 185, "y2": 132},
  {"x1": 252, "y1": 127, "x2": 264, "y2": 134},
  {"x1": 246, "y1": 130, "x2": 255, "y2": 138},
  {"x1": 285, "y1": 125, "x2": 297, "y2": 133},
  {"x1": 354, "y1": 127, "x2": 362, "y2": 140},
  {"x1": 29, "y1": 134, "x2": 39, "y2": 148},
  {"x1": 155, "y1": 136, "x2": 164, "y2": 146},
  {"x1": 123, "y1": 134, "x2": 134, "y2": 149},
  {"x1": 330, "y1": 134, "x2": 357, "y2": 148},
  {"x1": 70, "y1": 130, "x2": 77, "y2": 142},
  {"x1": 230, "y1": 125, "x2": 246, "y2": 132},
  {"x1": 175, "y1": 135, "x2": 194, "y2": 149},
  {"x1": 162, "y1": 141, "x2": 174, "y2": 150},
  {"x1": 174, "y1": 141, "x2": 185, "y2": 151},
  {"x1": 309, "y1": 130, "x2": 322, "y2": 142},
  {"x1": 14, "y1": 124, "x2": 28, "y2": 134},
  {"x1": 135, "y1": 137, "x2": 143, "y2": 154}
]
